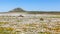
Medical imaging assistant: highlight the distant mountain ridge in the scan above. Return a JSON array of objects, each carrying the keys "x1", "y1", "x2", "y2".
[
  {"x1": 7, "y1": 8, "x2": 60, "y2": 14},
  {"x1": 9, "y1": 8, "x2": 25, "y2": 12}
]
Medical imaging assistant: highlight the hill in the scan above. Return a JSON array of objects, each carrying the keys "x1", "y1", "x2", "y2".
[
  {"x1": 9, "y1": 8, "x2": 25, "y2": 12},
  {"x1": 7, "y1": 8, "x2": 60, "y2": 15}
]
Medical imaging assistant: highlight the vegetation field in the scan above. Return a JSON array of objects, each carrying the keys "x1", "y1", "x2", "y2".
[{"x1": 0, "y1": 14, "x2": 60, "y2": 34}]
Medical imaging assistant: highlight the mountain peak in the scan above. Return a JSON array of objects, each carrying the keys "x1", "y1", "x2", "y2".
[{"x1": 9, "y1": 8, "x2": 25, "y2": 12}]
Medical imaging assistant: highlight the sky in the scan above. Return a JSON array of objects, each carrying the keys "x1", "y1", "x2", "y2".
[{"x1": 0, "y1": 0, "x2": 60, "y2": 12}]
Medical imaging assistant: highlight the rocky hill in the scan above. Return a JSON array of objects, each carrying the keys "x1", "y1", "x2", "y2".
[
  {"x1": 8, "y1": 8, "x2": 60, "y2": 15},
  {"x1": 9, "y1": 8, "x2": 25, "y2": 12}
]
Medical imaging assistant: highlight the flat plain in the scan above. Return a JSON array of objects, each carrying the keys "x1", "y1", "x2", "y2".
[{"x1": 0, "y1": 12, "x2": 60, "y2": 34}]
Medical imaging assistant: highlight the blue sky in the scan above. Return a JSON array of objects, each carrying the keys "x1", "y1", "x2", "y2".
[{"x1": 0, "y1": 0, "x2": 60, "y2": 12}]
